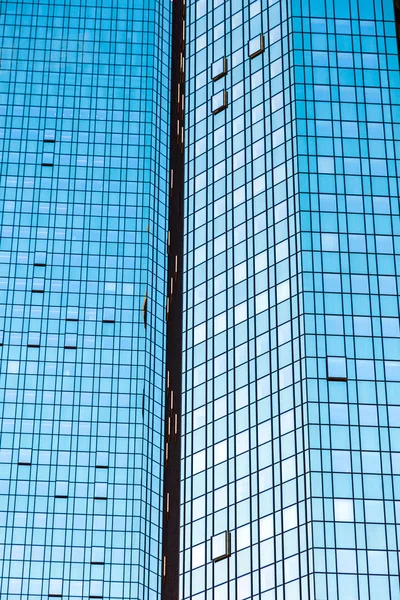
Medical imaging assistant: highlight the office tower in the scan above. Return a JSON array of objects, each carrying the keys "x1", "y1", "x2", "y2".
[
  {"x1": 179, "y1": 0, "x2": 400, "y2": 599},
  {"x1": 0, "y1": 0, "x2": 171, "y2": 598},
  {"x1": 2, "y1": 0, "x2": 400, "y2": 599}
]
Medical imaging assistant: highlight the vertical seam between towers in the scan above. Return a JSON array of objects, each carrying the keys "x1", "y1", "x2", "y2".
[{"x1": 161, "y1": 0, "x2": 185, "y2": 596}]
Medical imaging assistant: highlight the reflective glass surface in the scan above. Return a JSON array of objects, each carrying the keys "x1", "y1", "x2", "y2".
[
  {"x1": 180, "y1": 0, "x2": 400, "y2": 598},
  {"x1": 0, "y1": 0, "x2": 171, "y2": 598}
]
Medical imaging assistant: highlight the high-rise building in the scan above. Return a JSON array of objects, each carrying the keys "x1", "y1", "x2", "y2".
[
  {"x1": 178, "y1": 0, "x2": 400, "y2": 599},
  {"x1": 0, "y1": 1, "x2": 171, "y2": 598},
  {"x1": 1, "y1": 0, "x2": 400, "y2": 599}
]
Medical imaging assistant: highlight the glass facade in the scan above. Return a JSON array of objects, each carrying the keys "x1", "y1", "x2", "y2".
[
  {"x1": 0, "y1": 1, "x2": 171, "y2": 599},
  {"x1": 180, "y1": 1, "x2": 400, "y2": 600},
  {"x1": 2, "y1": 0, "x2": 400, "y2": 598}
]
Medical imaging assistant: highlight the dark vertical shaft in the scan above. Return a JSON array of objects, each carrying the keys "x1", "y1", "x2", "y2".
[{"x1": 161, "y1": 0, "x2": 185, "y2": 596}]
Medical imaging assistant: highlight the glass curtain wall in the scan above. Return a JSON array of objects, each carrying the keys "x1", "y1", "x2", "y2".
[
  {"x1": 296, "y1": 0, "x2": 400, "y2": 599},
  {"x1": 0, "y1": 0, "x2": 171, "y2": 598},
  {"x1": 180, "y1": 0, "x2": 400, "y2": 599}
]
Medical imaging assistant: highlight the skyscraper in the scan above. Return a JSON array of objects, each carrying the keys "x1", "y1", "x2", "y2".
[
  {"x1": 178, "y1": 0, "x2": 400, "y2": 599},
  {"x1": 0, "y1": 0, "x2": 171, "y2": 598},
  {"x1": 1, "y1": 0, "x2": 400, "y2": 600}
]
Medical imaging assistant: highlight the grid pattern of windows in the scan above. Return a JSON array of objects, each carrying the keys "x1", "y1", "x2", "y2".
[
  {"x1": 296, "y1": 0, "x2": 400, "y2": 598},
  {"x1": 180, "y1": 0, "x2": 400, "y2": 599},
  {"x1": 181, "y1": 0, "x2": 305, "y2": 597},
  {"x1": 0, "y1": 1, "x2": 171, "y2": 598}
]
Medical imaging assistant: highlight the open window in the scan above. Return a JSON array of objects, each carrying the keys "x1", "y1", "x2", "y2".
[
  {"x1": 211, "y1": 531, "x2": 231, "y2": 562},
  {"x1": 44, "y1": 130, "x2": 56, "y2": 143},
  {"x1": 32, "y1": 277, "x2": 45, "y2": 293},
  {"x1": 327, "y1": 356, "x2": 347, "y2": 381},
  {"x1": 55, "y1": 481, "x2": 68, "y2": 499},
  {"x1": 142, "y1": 293, "x2": 148, "y2": 328},
  {"x1": 248, "y1": 34, "x2": 265, "y2": 58},
  {"x1": 42, "y1": 151, "x2": 54, "y2": 167},
  {"x1": 49, "y1": 579, "x2": 63, "y2": 597},
  {"x1": 89, "y1": 580, "x2": 103, "y2": 599},
  {"x1": 211, "y1": 90, "x2": 228, "y2": 114},
  {"x1": 211, "y1": 57, "x2": 227, "y2": 81},
  {"x1": 64, "y1": 334, "x2": 77, "y2": 350},
  {"x1": 27, "y1": 332, "x2": 40, "y2": 348},
  {"x1": 91, "y1": 547, "x2": 105, "y2": 565},
  {"x1": 94, "y1": 483, "x2": 107, "y2": 500},
  {"x1": 102, "y1": 308, "x2": 115, "y2": 323},
  {"x1": 66, "y1": 306, "x2": 79, "y2": 321},
  {"x1": 95, "y1": 452, "x2": 108, "y2": 469},
  {"x1": 34, "y1": 251, "x2": 46, "y2": 266},
  {"x1": 18, "y1": 449, "x2": 32, "y2": 466}
]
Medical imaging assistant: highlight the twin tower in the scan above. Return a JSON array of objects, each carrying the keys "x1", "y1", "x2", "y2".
[{"x1": 0, "y1": 0, "x2": 400, "y2": 599}]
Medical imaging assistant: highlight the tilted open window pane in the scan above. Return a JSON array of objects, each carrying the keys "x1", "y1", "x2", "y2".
[
  {"x1": 19, "y1": 448, "x2": 32, "y2": 464},
  {"x1": 44, "y1": 130, "x2": 56, "y2": 142},
  {"x1": 211, "y1": 531, "x2": 231, "y2": 561},
  {"x1": 66, "y1": 306, "x2": 79, "y2": 321},
  {"x1": 211, "y1": 57, "x2": 227, "y2": 81},
  {"x1": 94, "y1": 482, "x2": 107, "y2": 499},
  {"x1": 34, "y1": 251, "x2": 46, "y2": 266},
  {"x1": 49, "y1": 579, "x2": 63, "y2": 597},
  {"x1": 55, "y1": 481, "x2": 68, "y2": 497},
  {"x1": 89, "y1": 580, "x2": 103, "y2": 598},
  {"x1": 91, "y1": 547, "x2": 105, "y2": 564},
  {"x1": 42, "y1": 152, "x2": 54, "y2": 165},
  {"x1": 95, "y1": 452, "x2": 108, "y2": 468},
  {"x1": 211, "y1": 90, "x2": 228, "y2": 114},
  {"x1": 248, "y1": 34, "x2": 265, "y2": 58},
  {"x1": 103, "y1": 308, "x2": 115, "y2": 322},
  {"x1": 327, "y1": 356, "x2": 347, "y2": 381},
  {"x1": 65, "y1": 334, "x2": 77, "y2": 348},
  {"x1": 28, "y1": 332, "x2": 40, "y2": 347},
  {"x1": 32, "y1": 278, "x2": 45, "y2": 292}
]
